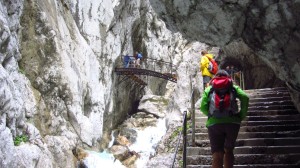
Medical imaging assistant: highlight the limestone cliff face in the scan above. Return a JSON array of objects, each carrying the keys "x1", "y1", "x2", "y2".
[
  {"x1": 0, "y1": 0, "x2": 299, "y2": 167},
  {"x1": 0, "y1": 0, "x2": 200, "y2": 167}
]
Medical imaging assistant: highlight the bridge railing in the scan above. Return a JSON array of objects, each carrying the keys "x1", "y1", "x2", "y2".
[{"x1": 120, "y1": 55, "x2": 176, "y2": 76}]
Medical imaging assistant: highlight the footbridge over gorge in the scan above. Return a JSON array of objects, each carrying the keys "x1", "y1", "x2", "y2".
[{"x1": 115, "y1": 56, "x2": 177, "y2": 86}]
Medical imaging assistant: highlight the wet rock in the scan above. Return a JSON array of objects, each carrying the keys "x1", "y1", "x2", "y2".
[
  {"x1": 118, "y1": 128, "x2": 138, "y2": 144},
  {"x1": 138, "y1": 95, "x2": 169, "y2": 118},
  {"x1": 109, "y1": 145, "x2": 129, "y2": 161},
  {"x1": 145, "y1": 153, "x2": 174, "y2": 168},
  {"x1": 115, "y1": 135, "x2": 131, "y2": 146},
  {"x1": 121, "y1": 112, "x2": 159, "y2": 129},
  {"x1": 72, "y1": 147, "x2": 89, "y2": 168},
  {"x1": 122, "y1": 154, "x2": 138, "y2": 167}
]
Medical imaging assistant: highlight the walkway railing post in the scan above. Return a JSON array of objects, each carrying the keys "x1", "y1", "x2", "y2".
[
  {"x1": 191, "y1": 91, "x2": 195, "y2": 146},
  {"x1": 183, "y1": 111, "x2": 187, "y2": 168},
  {"x1": 190, "y1": 76, "x2": 195, "y2": 146},
  {"x1": 242, "y1": 71, "x2": 245, "y2": 90},
  {"x1": 239, "y1": 71, "x2": 242, "y2": 88}
]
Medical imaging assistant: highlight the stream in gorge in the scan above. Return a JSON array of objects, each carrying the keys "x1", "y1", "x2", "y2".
[{"x1": 81, "y1": 117, "x2": 167, "y2": 168}]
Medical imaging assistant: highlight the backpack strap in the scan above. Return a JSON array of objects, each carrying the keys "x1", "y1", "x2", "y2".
[
  {"x1": 231, "y1": 86, "x2": 237, "y2": 97},
  {"x1": 207, "y1": 87, "x2": 214, "y2": 118},
  {"x1": 204, "y1": 55, "x2": 211, "y2": 61},
  {"x1": 208, "y1": 87, "x2": 214, "y2": 98}
]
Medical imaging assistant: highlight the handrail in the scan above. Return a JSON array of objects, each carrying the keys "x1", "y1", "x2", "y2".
[
  {"x1": 190, "y1": 88, "x2": 195, "y2": 147},
  {"x1": 121, "y1": 55, "x2": 175, "y2": 67},
  {"x1": 171, "y1": 111, "x2": 187, "y2": 168},
  {"x1": 231, "y1": 70, "x2": 245, "y2": 90},
  {"x1": 120, "y1": 55, "x2": 176, "y2": 75},
  {"x1": 183, "y1": 111, "x2": 187, "y2": 168},
  {"x1": 189, "y1": 75, "x2": 196, "y2": 146},
  {"x1": 171, "y1": 77, "x2": 196, "y2": 167}
]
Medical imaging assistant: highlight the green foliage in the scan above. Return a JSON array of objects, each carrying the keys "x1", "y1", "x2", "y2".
[
  {"x1": 18, "y1": 68, "x2": 26, "y2": 74},
  {"x1": 186, "y1": 122, "x2": 192, "y2": 130},
  {"x1": 170, "y1": 122, "x2": 192, "y2": 140},
  {"x1": 178, "y1": 160, "x2": 183, "y2": 167},
  {"x1": 14, "y1": 135, "x2": 29, "y2": 146},
  {"x1": 170, "y1": 126, "x2": 182, "y2": 140}
]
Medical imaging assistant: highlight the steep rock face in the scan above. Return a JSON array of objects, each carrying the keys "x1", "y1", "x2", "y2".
[
  {"x1": 20, "y1": 0, "x2": 106, "y2": 148},
  {"x1": 0, "y1": 0, "x2": 202, "y2": 167}
]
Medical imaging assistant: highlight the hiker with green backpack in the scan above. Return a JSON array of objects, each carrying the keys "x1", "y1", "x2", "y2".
[{"x1": 200, "y1": 70, "x2": 249, "y2": 168}]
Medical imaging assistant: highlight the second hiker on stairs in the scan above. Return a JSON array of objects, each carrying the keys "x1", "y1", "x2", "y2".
[
  {"x1": 200, "y1": 50, "x2": 218, "y2": 89},
  {"x1": 200, "y1": 70, "x2": 249, "y2": 168}
]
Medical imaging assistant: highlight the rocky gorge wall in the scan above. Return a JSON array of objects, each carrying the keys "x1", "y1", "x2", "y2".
[
  {"x1": 0, "y1": 0, "x2": 299, "y2": 167},
  {"x1": 0, "y1": 0, "x2": 203, "y2": 167}
]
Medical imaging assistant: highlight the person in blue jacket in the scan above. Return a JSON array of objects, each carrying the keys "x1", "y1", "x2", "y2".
[{"x1": 124, "y1": 54, "x2": 130, "y2": 68}]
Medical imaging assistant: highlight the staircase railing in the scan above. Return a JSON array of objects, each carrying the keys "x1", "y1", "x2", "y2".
[
  {"x1": 171, "y1": 111, "x2": 187, "y2": 168},
  {"x1": 231, "y1": 70, "x2": 245, "y2": 90},
  {"x1": 171, "y1": 76, "x2": 196, "y2": 168},
  {"x1": 190, "y1": 76, "x2": 196, "y2": 147}
]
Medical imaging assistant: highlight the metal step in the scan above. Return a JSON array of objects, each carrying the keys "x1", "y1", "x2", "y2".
[
  {"x1": 249, "y1": 96, "x2": 291, "y2": 103},
  {"x1": 247, "y1": 92, "x2": 290, "y2": 99},
  {"x1": 193, "y1": 124, "x2": 300, "y2": 133},
  {"x1": 248, "y1": 105, "x2": 296, "y2": 111},
  {"x1": 247, "y1": 109, "x2": 298, "y2": 116},
  {"x1": 249, "y1": 100, "x2": 294, "y2": 106},
  {"x1": 187, "y1": 164, "x2": 299, "y2": 168},
  {"x1": 189, "y1": 137, "x2": 300, "y2": 148},
  {"x1": 245, "y1": 114, "x2": 300, "y2": 121},
  {"x1": 244, "y1": 87, "x2": 288, "y2": 93},
  {"x1": 195, "y1": 120, "x2": 300, "y2": 127},
  {"x1": 195, "y1": 114, "x2": 300, "y2": 122},
  {"x1": 187, "y1": 145, "x2": 300, "y2": 155},
  {"x1": 186, "y1": 153, "x2": 300, "y2": 165},
  {"x1": 235, "y1": 137, "x2": 300, "y2": 146},
  {"x1": 240, "y1": 120, "x2": 300, "y2": 126},
  {"x1": 187, "y1": 130, "x2": 300, "y2": 141},
  {"x1": 239, "y1": 124, "x2": 300, "y2": 132}
]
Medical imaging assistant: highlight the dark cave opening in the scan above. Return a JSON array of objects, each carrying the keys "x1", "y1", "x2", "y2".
[{"x1": 219, "y1": 56, "x2": 285, "y2": 90}]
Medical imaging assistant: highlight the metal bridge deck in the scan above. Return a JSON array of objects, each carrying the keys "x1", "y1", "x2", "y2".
[{"x1": 115, "y1": 68, "x2": 177, "y2": 83}]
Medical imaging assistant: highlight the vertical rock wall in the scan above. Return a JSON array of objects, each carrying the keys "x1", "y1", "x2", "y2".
[{"x1": 0, "y1": 0, "x2": 203, "y2": 167}]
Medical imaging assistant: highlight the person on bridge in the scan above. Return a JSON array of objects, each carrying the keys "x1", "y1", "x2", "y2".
[
  {"x1": 129, "y1": 55, "x2": 136, "y2": 67},
  {"x1": 135, "y1": 51, "x2": 142, "y2": 68},
  {"x1": 123, "y1": 54, "x2": 130, "y2": 68},
  {"x1": 200, "y1": 50, "x2": 215, "y2": 89},
  {"x1": 200, "y1": 70, "x2": 249, "y2": 168}
]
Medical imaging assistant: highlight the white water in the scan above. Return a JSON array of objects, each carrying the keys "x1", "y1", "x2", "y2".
[
  {"x1": 83, "y1": 118, "x2": 167, "y2": 168},
  {"x1": 129, "y1": 118, "x2": 167, "y2": 167},
  {"x1": 108, "y1": 130, "x2": 116, "y2": 148},
  {"x1": 81, "y1": 150, "x2": 125, "y2": 168}
]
